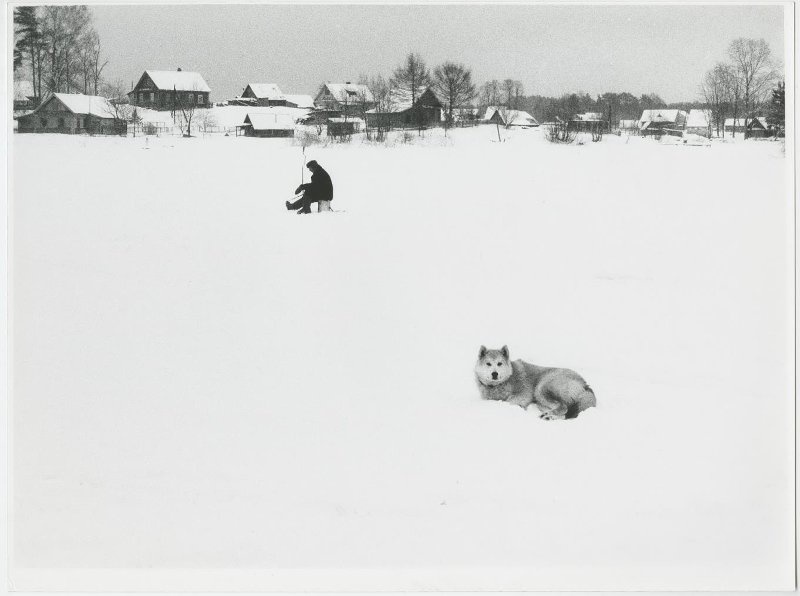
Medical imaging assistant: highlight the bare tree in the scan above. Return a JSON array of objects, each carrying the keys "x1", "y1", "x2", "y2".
[
  {"x1": 40, "y1": 5, "x2": 92, "y2": 94},
  {"x1": 433, "y1": 61, "x2": 476, "y2": 130},
  {"x1": 479, "y1": 80, "x2": 500, "y2": 111},
  {"x1": 720, "y1": 62, "x2": 742, "y2": 137},
  {"x1": 194, "y1": 109, "x2": 217, "y2": 135},
  {"x1": 700, "y1": 63, "x2": 729, "y2": 136},
  {"x1": 100, "y1": 78, "x2": 135, "y2": 134},
  {"x1": 513, "y1": 81, "x2": 524, "y2": 110},
  {"x1": 502, "y1": 79, "x2": 514, "y2": 107},
  {"x1": 174, "y1": 85, "x2": 200, "y2": 137},
  {"x1": 365, "y1": 75, "x2": 394, "y2": 138},
  {"x1": 727, "y1": 38, "x2": 778, "y2": 138},
  {"x1": 391, "y1": 52, "x2": 431, "y2": 132}
]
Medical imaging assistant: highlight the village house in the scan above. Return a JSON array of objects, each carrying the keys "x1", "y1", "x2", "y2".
[
  {"x1": 14, "y1": 80, "x2": 37, "y2": 111},
  {"x1": 238, "y1": 113, "x2": 295, "y2": 138},
  {"x1": 366, "y1": 87, "x2": 443, "y2": 129},
  {"x1": 724, "y1": 117, "x2": 772, "y2": 138},
  {"x1": 240, "y1": 83, "x2": 286, "y2": 107},
  {"x1": 16, "y1": 92, "x2": 126, "y2": 135},
  {"x1": 315, "y1": 82, "x2": 374, "y2": 116},
  {"x1": 128, "y1": 69, "x2": 211, "y2": 111},
  {"x1": 568, "y1": 112, "x2": 608, "y2": 132},
  {"x1": 483, "y1": 106, "x2": 539, "y2": 127},
  {"x1": 685, "y1": 109, "x2": 712, "y2": 137},
  {"x1": 639, "y1": 109, "x2": 688, "y2": 136}
]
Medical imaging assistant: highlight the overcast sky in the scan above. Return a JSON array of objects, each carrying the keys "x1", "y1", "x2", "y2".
[{"x1": 90, "y1": 3, "x2": 786, "y2": 103}]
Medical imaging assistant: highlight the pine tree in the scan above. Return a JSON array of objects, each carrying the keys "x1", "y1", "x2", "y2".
[
  {"x1": 14, "y1": 6, "x2": 40, "y2": 94},
  {"x1": 766, "y1": 81, "x2": 784, "y2": 135}
]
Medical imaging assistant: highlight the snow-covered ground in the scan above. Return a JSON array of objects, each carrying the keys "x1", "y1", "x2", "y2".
[{"x1": 9, "y1": 127, "x2": 794, "y2": 591}]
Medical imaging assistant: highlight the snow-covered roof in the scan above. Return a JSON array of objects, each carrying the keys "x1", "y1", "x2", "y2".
[
  {"x1": 244, "y1": 113, "x2": 295, "y2": 130},
  {"x1": 144, "y1": 70, "x2": 211, "y2": 92},
  {"x1": 14, "y1": 80, "x2": 35, "y2": 100},
  {"x1": 41, "y1": 93, "x2": 116, "y2": 118},
  {"x1": 322, "y1": 83, "x2": 374, "y2": 104},
  {"x1": 284, "y1": 94, "x2": 315, "y2": 109},
  {"x1": 244, "y1": 83, "x2": 284, "y2": 100},
  {"x1": 575, "y1": 112, "x2": 604, "y2": 121},
  {"x1": 482, "y1": 106, "x2": 538, "y2": 126},
  {"x1": 639, "y1": 109, "x2": 686, "y2": 123},
  {"x1": 686, "y1": 109, "x2": 710, "y2": 128},
  {"x1": 724, "y1": 117, "x2": 768, "y2": 129}
]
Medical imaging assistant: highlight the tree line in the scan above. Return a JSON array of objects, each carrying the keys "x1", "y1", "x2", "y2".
[{"x1": 14, "y1": 5, "x2": 109, "y2": 101}]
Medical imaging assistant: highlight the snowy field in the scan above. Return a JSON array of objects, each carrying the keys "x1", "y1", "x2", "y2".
[{"x1": 10, "y1": 127, "x2": 794, "y2": 591}]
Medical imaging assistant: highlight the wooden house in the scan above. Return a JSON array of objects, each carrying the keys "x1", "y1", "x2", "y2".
[
  {"x1": 239, "y1": 113, "x2": 295, "y2": 137},
  {"x1": 241, "y1": 83, "x2": 286, "y2": 107},
  {"x1": 723, "y1": 117, "x2": 772, "y2": 138},
  {"x1": 685, "y1": 109, "x2": 711, "y2": 137},
  {"x1": 14, "y1": 80, "x2": 37, "y2": 111},
  {"x1": 128, "y1": 69, "x2": 211, "y2": 111},
  {"x1": 639, "y1": 109, "x2": 688, "y2": 136},
  {"x1": 745, "y1": 117, "x2": 772, "y2": 138},
  {"x1": 16, "y1": 92, "x2": 126, "y2": 135},
  {"x1": 365, "y1": 88, "x2": 443, "y2": 129},
  {"x1": 483, "y1": 106, "x2": 539, "y2": 127},
  {"x1": 315, "y1": 82, "x2": 374, "y2": 116},
  {"x1": 568, "y1": 112, "x2": 608, "y2": 132}
]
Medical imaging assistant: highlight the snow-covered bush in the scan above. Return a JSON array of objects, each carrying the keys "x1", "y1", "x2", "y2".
[{"x1": 544, "y1": 121, "x2": 576, "y2": 144}]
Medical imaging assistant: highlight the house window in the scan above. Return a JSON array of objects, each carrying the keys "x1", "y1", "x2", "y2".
[
  {"x1": 198, "y1": 94, "x2": 204, "y2": 105},
  {"x1": 58, "y1": 117, "x2": 65, "y2": 128},
  {"x1": 149, "y1": 92, "x2": 154, "y2": 103},
  {"x1": 40, "y1": 118, "x2": 47, "y2": 127},
  {"x1": 78, "y1": 117, "x2": 84, "y2": 128},
  {"x1": 139, "y1": 93, "x2": 144, "y2": 104}
]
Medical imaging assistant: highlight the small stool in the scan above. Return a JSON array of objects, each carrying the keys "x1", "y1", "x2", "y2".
[{"x1": 318, "y1": 200, "x2": 332, "y2": 212}]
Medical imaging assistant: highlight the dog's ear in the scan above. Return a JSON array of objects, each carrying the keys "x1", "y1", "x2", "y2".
[
  {"x1": 478, "y1": 345, "x2": 487, "y2": 359},
  {"x1": 501, "y1": 345, "x2": 509, "y2": 359}
]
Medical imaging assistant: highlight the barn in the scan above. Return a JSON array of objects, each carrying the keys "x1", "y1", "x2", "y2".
[
  {"x1": 238, "y1": 113, "x2": 295, "y2": 138},
  {"x1": 241, "y1": 83, "x2": 286, "y2": 107},
  {"x1": 16, "y1": 92, "x2": 126, "y2": 135},
  {"x1": 128, "y1": 69, "x2": 211, "y2": 111},
  {"x1": 365, "y1": 88, "x2": 443, "y2": 129}
]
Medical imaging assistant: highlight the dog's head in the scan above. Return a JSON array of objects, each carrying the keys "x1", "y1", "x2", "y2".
[{"x1": 475, "y1": 345, "x2": 512, "y2": 386}]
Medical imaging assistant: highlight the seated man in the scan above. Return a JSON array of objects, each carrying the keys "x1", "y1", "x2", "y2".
[{"x1": 286, "y1": 160, "x2": 334, "y2": 214}]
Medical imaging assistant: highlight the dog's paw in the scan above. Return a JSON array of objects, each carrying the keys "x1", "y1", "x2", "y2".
[{"x1": 539, "y1": 412, "x2": 565, "y2": 421}]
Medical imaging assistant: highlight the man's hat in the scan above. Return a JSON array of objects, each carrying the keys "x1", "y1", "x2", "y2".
[{"x1": 306, "y1": 160, "x2": 319, "y2": 168}]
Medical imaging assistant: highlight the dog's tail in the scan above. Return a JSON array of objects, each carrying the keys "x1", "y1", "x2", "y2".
[{"x1": 566, "y1": 384, "x2": 596, "y2": 419}]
